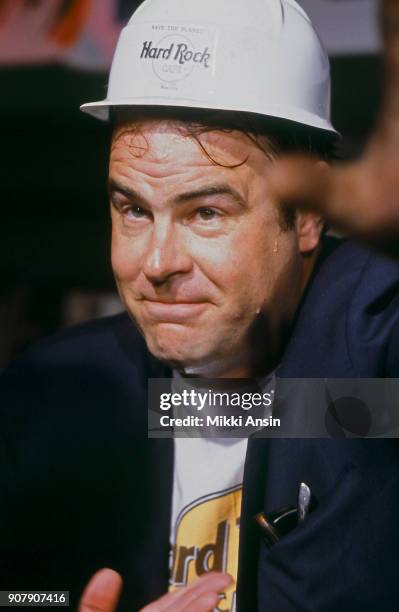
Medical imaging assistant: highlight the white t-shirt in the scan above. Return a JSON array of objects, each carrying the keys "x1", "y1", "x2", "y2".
[
  {"x1": 168, "y1": 371, "x2": 274, "y2": 612},
  {"x1": 169, "y1": 436, "x2": 246, "y2": 611}
]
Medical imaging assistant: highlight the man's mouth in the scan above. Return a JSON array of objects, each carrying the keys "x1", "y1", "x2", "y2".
[{"x1": 141, "y1": 299, "x2": 209, "y2": 322}]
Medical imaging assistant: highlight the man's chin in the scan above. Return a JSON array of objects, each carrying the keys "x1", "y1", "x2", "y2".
[{"x1": 143, "y1": 325, "x2": 213, "y2": 370}]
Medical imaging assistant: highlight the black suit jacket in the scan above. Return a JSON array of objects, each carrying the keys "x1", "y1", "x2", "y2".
[
  {"x1": 1, "y1": 238, "x2": 399, "y2": 611},
  {"x1": 238, "y1": 239, "x2": 399, "y2": 611}
]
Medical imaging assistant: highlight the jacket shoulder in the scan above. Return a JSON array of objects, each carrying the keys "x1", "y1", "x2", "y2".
[
  {"x1": 280, "y1": 239, "x2": 399, "y2": 376},
  {"x1": 0, "y1": 312, "x2": 165, "y2": 425},
  {"x1": 1, "y1": 311, "x2": 165, "y2": 379},
  {"x1": 7, "y1": 312, "x2": 140, "y2": 366}
]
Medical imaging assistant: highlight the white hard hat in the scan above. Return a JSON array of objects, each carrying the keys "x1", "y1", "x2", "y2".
[{"x1": 81, "y1": 0, "x2": 338, "y2": 137}]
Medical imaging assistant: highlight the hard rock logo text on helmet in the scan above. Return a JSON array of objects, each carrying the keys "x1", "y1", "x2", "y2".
[{"x1": 140, "y1": 40, "x2": 211, "y2": 68}]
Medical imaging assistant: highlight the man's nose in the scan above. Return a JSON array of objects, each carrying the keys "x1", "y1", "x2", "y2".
[{"x1": 142, "y1": 222, "x2": 192, "y2": 285}]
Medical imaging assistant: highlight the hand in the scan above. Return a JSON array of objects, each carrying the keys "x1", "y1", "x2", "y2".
[
  {"x1": 140, "y1": 572, "x2": 233, "y2": 612},
  {"x1": 79, "y1": 569, "x2": 122, "y2": 612},
  {"x1": 79, "y1": 567, "x2": 233, "y2": 612},
  {"x1": 269, "y1": 0, "x2": 399, "y2": 258}
]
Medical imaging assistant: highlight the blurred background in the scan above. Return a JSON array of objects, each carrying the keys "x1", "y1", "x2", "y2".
[{"x1": 0, "y1": 0, "x2": 383, "y2": 368}]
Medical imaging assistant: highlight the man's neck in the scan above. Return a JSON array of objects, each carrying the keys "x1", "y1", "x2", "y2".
[{"x1": 183, "y1": 351, "x2": 252, "y2": 379}]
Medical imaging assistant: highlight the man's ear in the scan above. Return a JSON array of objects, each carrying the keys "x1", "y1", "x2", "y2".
[
  {"x1": 295, "y1": 210, "x2": 324, "y2": 254},
  {"x1": 295, "y1": 160, "x2": 328, "y2": 254}
]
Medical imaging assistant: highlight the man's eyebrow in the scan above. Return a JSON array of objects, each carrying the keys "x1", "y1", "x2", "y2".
[
  {"x1": 108, "y1": 179, "x2": 246, "y2": 208},
  {"x1": 108, "y1": 179, "x2": 147, "y2": 203},
  {"x1": 174, "y1": 185, "x2": 247, "y2": 207}
]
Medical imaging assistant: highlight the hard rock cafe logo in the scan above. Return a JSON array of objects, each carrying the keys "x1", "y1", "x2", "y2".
[
  {"x1": 140, "y1": 35, "x2": 211, "y2": 83},
  {"x1": 169, "y1": 486, "x2": 241, "y2": 611}
]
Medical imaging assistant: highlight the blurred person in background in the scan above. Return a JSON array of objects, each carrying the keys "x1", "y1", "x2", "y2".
[
  {"x1": 1, "y1": 1, "x2": 399, "y2": 612},
  {"x1": 270, "y1": 0, "x2": 399, "y2": 257}
]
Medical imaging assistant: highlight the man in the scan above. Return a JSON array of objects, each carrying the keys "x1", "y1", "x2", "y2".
[{"x1": 1, "y1": 1, "x2": 399, "y2": 611}]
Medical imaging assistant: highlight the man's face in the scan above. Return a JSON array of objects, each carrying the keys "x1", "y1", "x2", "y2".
[{"x1": 109, "y1": 119, "x2": 321, "y2": 374}]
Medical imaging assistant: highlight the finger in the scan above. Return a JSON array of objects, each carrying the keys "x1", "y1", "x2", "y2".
[
  {"x1": 269, "y1": 156, "x2": 333, "y2": 214},
  {"x1": 140, "y1": 572, "x2": 233, "y2": 611},
  {"x1": 140, "y1": 573, "x2": 232, "y2": 611},
  {"x1": 381, "y1": 0, "x2": 399, "y2": 82},
  {"x1": 141, "y1": 590, "x2": 219, "y2": 612},
  {"x1": 271, "y1": 155, "x2": 399, "y2": 246},
  {"x1": 186, "y1": 592, "x2": 220, "y2": 612},
  {"x1": 381, "y1": 0, "x2": 399, "y2": 44},
  {"x1": 371, "y1": 1, "x2": 399, "y2": 146},
  {"x1": 333, "y1": 162, "x2": 399, "y2": 256},
  {"x1": 79, "y1": 568, "x2": 123, "y2": 612},
  {"x1": 163, "y1": 573, "x2": 233, "y2": 611}
]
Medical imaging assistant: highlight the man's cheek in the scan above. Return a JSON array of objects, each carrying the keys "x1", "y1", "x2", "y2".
[
  {"x1": 111, "y1": 240, "x2": 137, "y2": 281},
  {"x1": 111, "y1": 230, "x2": 124, "y2": 274}
]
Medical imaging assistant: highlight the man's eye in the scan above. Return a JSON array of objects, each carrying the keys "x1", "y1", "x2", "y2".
[
  {"x1": 124, "y1": 206, "x2": 148, "y2": 220},
  {"x1": 196, "y1": 208, "x2": 219, "y2": 221}
]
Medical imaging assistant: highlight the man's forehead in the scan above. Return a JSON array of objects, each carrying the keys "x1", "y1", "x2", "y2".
[
  {"x1": 112, "y1": 118, "x2": 196, "y2": 155},
  {"x1": 111, "y1": 116, "x2": 268, "y2": 169}
]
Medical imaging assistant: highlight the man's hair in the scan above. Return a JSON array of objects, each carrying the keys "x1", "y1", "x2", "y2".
[{"x1": 112, "y1": 106, "x2": 337, "y2": 230}]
